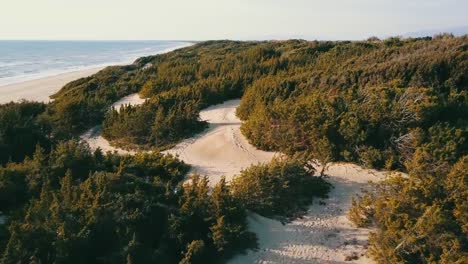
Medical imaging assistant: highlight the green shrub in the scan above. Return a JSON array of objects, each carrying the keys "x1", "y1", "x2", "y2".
[{"x1": 231, "y1": 157, "x2": 331, "y2": 218}]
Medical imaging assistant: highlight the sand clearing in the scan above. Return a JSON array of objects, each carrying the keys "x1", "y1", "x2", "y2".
[
  {"x1": 80, "y1": 125, "x2": 137, "y2": 155},
  {"x1": 0, "y1": 68, "x2": 103, "y2": 104},
  {"x1": 82, "y1": 98, "x2": 382, "y2": 263},
  {"x1": 111, "y1": 93, "x2": 146, "y2": 111},
  {"x1": 163, "y1": 100, "x2": 276, "y2": 184}
]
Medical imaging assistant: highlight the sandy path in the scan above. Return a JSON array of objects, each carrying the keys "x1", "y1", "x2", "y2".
[
  {"x1": 229, "y1": 163, "x2": 383, "y2": 264},
  {"x1": 163, "y1": 100, "x2": 276, "y2": 184},
  {"x1": 82, "y1": 98, "x2": 382, "y2": 263}
]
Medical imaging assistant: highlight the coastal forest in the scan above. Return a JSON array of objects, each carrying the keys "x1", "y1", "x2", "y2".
[{"x1": 0, "y1": 35, "x2": 467, "y2": 263}]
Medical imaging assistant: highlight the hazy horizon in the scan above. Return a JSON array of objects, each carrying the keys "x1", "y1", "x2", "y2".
[{"x1": 1, "y1": 0, "x2": 467, "y2": 41}]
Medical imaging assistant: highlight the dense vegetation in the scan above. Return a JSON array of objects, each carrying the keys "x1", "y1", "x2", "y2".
[
  {"x1": 0, "y1": 138, "x2": 260, "y2": 263},
  {"x1": 0, "y1": 101, "x2": 51, "y2": 165},
  {"x1": 237, "y1": 36, "x2": 467, "y2": 170},
  {"x1": 102, "y1": 92, "x2": 207, "y2": 149},
  {"x1": 231, "y1": 157, "x2": 330, "y2": 218},
  {"x1": 349, "y1": 153, "x2": 467, "y2": 263},
  {"x1": 101, "y1": 41, "x2": 293, "y2": 148},
  {"x1": 43, "y1": 65, "x2": 144, "y2": 136},
  {"x1": 44, "y1": 36, "x2": 467, "y2": 159},
  {"x1": 0, "y1": 35, "x2": 466, "y2": 263},
  {"x1": 0, "y1": 103, "x2": 327, "y2": 263}
]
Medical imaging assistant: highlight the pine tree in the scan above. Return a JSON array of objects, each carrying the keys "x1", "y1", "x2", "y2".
[
  {"x1": 60, "y1": 170, "x2": 74, "y2": 207},
  {"x1": 179, "y1": 240, "x2": 205, "y2": 264},
  {"x1": 210, "y1": 215, "x2": 229, "y2": 252}
]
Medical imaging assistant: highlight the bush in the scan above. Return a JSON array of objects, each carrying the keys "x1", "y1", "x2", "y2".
[
  {"x1": 231, "y1": 157, "x2": 331, "y2": 218},
  {"x1": 349, "y1": 154, "x2": 468, "y2": 263}
]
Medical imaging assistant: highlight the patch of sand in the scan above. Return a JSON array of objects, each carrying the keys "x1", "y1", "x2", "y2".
[
  {"x1": 163, "y1": 99, "x2": 276, "y2": 184},
  {"x1": 80, "y1": 125, "x2": 137, "y2": 155},
  {"x1": 111, "y1": 93, "x2": 146, "y2": 111},
  {"x1": 229, "y1": 163, "x2": 383, "y2": 264}
]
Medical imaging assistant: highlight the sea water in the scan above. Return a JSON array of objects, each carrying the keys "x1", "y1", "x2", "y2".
[{"x1": 0, "y1": 40, "x2": 190, "y2": 86}]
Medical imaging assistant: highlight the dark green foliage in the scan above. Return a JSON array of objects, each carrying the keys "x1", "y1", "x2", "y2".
[
  {"x1": 238, "y1": 36, "x2": 468, "y2": 169},
  {"x1": 0, "y1": 101, "x2": 51, "y2": 165},
  {"x1": 42, "y1": 37, "x2": 467, "y2": 155},
  {"x1": 168, "y1": 175, "x2": 255, "y2": 263},
  {"x1": 349, "y1": 153, "x2": 467, "y2": 263},
  {"x1": 102, "y1": 90, "x2": 207, "y2": 149},
  {"x1": 210, "y1": 177, "x2": 256, "y2": 256},
  {"x1": 231, "y1": 157, "x2": 331, "y2": 218},
  {"x1": 0, "y1": 139, "x2": 256, "y2": 263},
  {"x1": 44, "y1": 65, "x2": 144, "y2": 135},
  {"x1": 0, "y1": 168, "x2": 27, "y2": 212}
]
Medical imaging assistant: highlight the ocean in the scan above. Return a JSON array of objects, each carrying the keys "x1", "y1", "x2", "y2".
[{"x1": 0, "y1": 40, "x2": 190, "y2": 86}]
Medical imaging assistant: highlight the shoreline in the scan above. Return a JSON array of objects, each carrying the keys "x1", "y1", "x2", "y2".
[
  {"x1": 0, "y1": 67, "x2": 103, "y2": 104},
  {"x1": 0, "y1": 42, "x2": 194, "y2": 104}
]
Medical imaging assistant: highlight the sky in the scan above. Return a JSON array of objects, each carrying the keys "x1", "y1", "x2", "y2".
[{"x1": 0, "y1": 0, "x2": 467, "y2": 40}]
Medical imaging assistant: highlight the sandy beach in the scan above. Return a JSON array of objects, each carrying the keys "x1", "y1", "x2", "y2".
[{"x1": 0, "y1": 68, "x2": 103, "y2": 104}]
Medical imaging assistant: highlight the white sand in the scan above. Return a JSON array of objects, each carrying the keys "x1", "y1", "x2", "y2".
[
  {"x1": 111, "y1": 93, "x2": 146, "y2": 111},
  {"x1": 80, "y1": 125, "x2": 137, "y2": 155},
  {"x1": 0, "y1": 68, "x2": 103, "y2": 104},
  {"x1": 82, "y1": 98, "x2": 382, "y2": 263},
  {"x1": 163, "y1": 99, "x2": 276, "y2": 184},
  {"x1": 229, "y1": 163, "x2": 383, "y2": 264}
]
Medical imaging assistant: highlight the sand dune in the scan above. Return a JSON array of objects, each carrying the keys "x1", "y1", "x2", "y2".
[{"x1": 82, "y1": 98, "x2": 382, "y2": 263}]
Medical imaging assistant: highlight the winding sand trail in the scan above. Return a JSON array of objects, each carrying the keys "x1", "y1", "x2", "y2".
[
  {"x1": 163, "y1": 99, "x2": 276, "y2": 184},
  {"x1": 81, "y1": 98, "x2": 383, "y2": 263}
]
